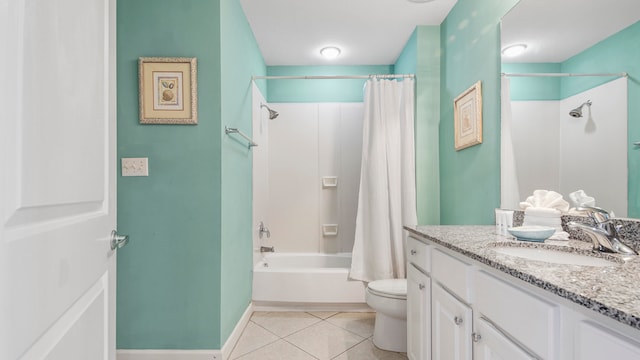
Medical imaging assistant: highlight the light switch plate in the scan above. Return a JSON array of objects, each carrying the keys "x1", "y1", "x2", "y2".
[{"x1": 122, "y1": 157, "x2": 149, "y2": 176}]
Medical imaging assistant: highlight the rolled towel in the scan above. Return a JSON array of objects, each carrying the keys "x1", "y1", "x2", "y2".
[
  {"x1": 569, "y1": 189, "x2": 596, "y2": 208},
  {"x1": 519, "y1": 190, "x2": 570, "y2": 213}
]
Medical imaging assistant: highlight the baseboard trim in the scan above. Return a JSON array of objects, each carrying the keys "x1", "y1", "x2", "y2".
[
  {"x1": 117, "y1": 303, "x2": 253, "y2": 360},
  {"x1": 221, "y1": 302, "x2": 253, "y2": 359},
  {"x1": 116, "y1": 349, "x2": 222, "y2": 360}
]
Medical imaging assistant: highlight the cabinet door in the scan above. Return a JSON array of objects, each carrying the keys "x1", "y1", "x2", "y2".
[
  {"x1": 407, "y1": 264, "x2": 431, "y2": 360},
  {"x1": 474, "y1": 318, "x2": 537, "y2": 360},
  {"x1": 432, "y1": 283, "x2": 472, "y2": 360}
]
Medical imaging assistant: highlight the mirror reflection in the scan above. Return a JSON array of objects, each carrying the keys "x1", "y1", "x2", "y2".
[{"x1": 500, "y1": 0, "x2": 640, "y2": 217}]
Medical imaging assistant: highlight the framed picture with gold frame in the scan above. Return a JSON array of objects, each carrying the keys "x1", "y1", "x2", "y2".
[
  {"x1": 453, "y1": 81, "x2": 482, "y2": 150},
  {"x1": 138, "y1": 57, "x2": 198, "y2": 124}
]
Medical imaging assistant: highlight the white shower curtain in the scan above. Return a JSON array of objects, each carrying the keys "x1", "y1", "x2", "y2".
[
  {"x1": 349, "y1": 78, "x2": 417, "y2": 282},
  {"x1": 500, "y1": 76, "x2": 521, "y2": 209}
]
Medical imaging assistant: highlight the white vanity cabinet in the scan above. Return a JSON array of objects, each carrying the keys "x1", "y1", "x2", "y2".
[
  {"x1": 407, "y1": 236, "x2": 431, "y2": 360},
  {"x1": 406, "y1": 231, "x2": 640, "y2": 360}
]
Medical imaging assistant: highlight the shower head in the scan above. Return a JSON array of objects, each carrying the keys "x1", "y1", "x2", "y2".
[
  {"x1": 569, "y1": 100, "x2": 592, "y2": 118},
  {"x1": 261, "y1": 103, "x2": 279, "y2": 120}
]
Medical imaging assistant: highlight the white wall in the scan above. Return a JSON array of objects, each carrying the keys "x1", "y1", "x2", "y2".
[
  {"x1": 511, "y1": 101, "x2": 561, "y2": 198},
  {"x1": 510, "y1": 77, "x2": 627, "y2": 215},
  {"x1": 559, "y1": 78, "x2": 627, "y2": 216},
  {"x1": 255, "y1": 102, "x2": 363, "y2": 254}
]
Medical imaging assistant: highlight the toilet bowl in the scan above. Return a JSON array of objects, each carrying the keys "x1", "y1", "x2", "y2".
[{"x1": 366, "y1": 279, "x2": 407, "y2": 352}]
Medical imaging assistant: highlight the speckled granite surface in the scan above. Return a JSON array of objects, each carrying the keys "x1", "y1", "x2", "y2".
[{"x1": 404, "y1": 225, "x2": 640, "y2": 331}]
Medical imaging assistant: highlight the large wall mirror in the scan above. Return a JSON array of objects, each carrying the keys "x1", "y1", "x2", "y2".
[{"x1": 500, "y1": 0, "x2": 640, "y2": 217}]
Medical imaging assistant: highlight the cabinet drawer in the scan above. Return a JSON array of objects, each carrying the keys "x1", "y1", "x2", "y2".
[
  {"x1": 431, "y1": 248, "x2": 472, "y2": 303},
  {"x1": 407, "y1": 236, "x2": 431, "y2": 273},
  {"x1": 474, "y1": 270, "x2": 558, "y2": 359},
  {"x1": 575, "y1": 320, "x2": 640, "y2": 360}
]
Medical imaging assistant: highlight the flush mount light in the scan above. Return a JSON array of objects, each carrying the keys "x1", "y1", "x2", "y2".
[
  {"x1": 320, "y1": 46, "x2": 341, "y2": 59},
  {"x1": 407, "y1": 0, "x2": 436, "y2": 3},
  {"x1": 502, "y1": 44, "x2": 528, "y2": 57}
]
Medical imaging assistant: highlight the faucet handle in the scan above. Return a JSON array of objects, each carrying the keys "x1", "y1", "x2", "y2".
[
  {"x1": 258, "y1": 221, "x2": 271, "y2": 239},
  {"x1": 579, "y1": 206, "x2": 611, "y2": 224}
]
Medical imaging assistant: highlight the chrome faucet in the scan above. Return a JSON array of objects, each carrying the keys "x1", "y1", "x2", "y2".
[
  {"x1": 258, "y1": 221, "x2": 271, "y2": 239},
  {"x1": 567, "y1": 206, "x2": 637, "y2": 255}
]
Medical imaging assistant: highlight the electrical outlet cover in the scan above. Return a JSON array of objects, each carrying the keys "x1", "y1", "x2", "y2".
[{"x1": 121, "y1": 157, "x2": 149, "y2": 176}]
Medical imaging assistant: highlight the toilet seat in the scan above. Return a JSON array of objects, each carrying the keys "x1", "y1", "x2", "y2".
[{"x1": 367, "y1": 279, "x2": 407, "y2": 300}]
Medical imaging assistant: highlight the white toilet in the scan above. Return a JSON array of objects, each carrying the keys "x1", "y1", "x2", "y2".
[{"x1": 366, "y1": 278, "x2": 407, "y2": 352}]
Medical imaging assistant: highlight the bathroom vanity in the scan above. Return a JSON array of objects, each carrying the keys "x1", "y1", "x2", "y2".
[{"x1": 405, "y1": 225, "x2": 640, "y2": 360}]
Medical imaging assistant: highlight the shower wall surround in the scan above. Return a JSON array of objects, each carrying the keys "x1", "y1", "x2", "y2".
[
  {"x1": 252, "y1": 99, "x2": 363, "y2": 256},
  {"x1": 510, "y1": 78, "x2": 628, "y2": 216}
]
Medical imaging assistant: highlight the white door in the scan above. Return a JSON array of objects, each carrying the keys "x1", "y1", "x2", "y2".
[
  {"x1": 0, "y1": 0, "x2": 118, "y2": 359},
  {"x1": 432, "y1": 283, "x2": 472, "y2": 360}
]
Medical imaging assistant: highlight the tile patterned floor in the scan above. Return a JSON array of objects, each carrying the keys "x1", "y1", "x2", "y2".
[{"x1": 229, "y1": 311, "x2": 408, "y2": 360}]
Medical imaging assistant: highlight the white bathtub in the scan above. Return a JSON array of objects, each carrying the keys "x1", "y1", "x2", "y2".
[{"x1": 252, "y1": 253, "x2": 366, "y2": 306}]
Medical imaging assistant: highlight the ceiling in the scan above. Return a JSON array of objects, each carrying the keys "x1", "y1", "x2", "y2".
[
  {"x1": 239, "y1": 0, "x2": 458, "y2": 66},
  {"x1": 501, "y1": 0, "x2": 640, "y2": 63}
]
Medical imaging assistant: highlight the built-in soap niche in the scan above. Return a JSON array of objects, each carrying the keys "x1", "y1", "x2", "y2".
[
  {"x1": 322, "y1": 176, "x2": 338, "y2": 188},
  {"x1": 322, "y1": 224, "x2": 338, "y2": 236}
]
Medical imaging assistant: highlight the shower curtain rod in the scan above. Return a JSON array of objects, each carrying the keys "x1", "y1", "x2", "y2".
[
  {"x1": 502, "y1": 72, "x2": 627, "y2": 78},
  {"x1": 252, "y1": 74, "x2": 415, "y2": 80}
]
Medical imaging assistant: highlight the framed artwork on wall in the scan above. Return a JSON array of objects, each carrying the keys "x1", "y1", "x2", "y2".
[
  {"x1": 138, "y1": 57, "x2": 198, "y2": 125},
  {"x1": 453, "y1": 81, "x2": 482, "y2": 150}
]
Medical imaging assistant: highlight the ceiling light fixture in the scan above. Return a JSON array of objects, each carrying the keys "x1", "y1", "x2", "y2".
[
  {"x1": 502, "y1": 44, "x2": 528, "y2": 57},
  {"x1": 320, "y1": 46, "x2": 341, "y2": 60},
  {"x1": 407, "y1": 0, "x2": 436, "y2": 2}
]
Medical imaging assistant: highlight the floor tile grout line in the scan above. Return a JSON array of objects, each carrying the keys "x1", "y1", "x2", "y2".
[
  {"x1": 329, "y1": 335, "x2": 369, "y2": 360},
  {"x1": 236, "y1": 311, "x2": 407, "y2": 360},
  {"x1": 229, "y1": 320, "x2": 282, "y2": 360},
  {"x1": 280, "y1": 336, "x2": 321, "y2": 360}
]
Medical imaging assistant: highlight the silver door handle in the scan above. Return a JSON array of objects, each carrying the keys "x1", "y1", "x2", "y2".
[
  {"x1": 410, "y1": 249, "x2": 417, "y2": 255},
  {"x1": 110, "y1": 230, "x2": 129, "y2": 250},
  {"x1": 454, "y1": 316, "x2": 463, "y2": 325}
]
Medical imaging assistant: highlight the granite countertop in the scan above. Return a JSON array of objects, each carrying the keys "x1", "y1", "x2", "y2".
[{"x1": 404, "y1": 225, "x2": 640, "y2": 331}]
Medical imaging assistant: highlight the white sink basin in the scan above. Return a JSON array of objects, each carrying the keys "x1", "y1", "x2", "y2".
[{"x1": 493, "y1": 247, "x2": 619, "y2": 267}]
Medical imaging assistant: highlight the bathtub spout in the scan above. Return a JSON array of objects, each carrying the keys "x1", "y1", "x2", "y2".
[{"x1": 260, "y1": 246, "x2": 275, "y2": 253}]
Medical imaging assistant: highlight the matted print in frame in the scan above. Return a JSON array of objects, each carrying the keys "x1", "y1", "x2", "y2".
[
  {"x1": 138, "y1": 57, "x2": 198, "y2": 124},
  {"x1": 453, "y1": 81, "x2": 482, "y2": 150}
]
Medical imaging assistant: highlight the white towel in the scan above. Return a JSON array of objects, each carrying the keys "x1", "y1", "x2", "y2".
[
  {"x1": 569, "y1": 189, "x2": 596, "y2": 209},
  {"x1": 522, "y1": 202, "x2": 569, "y2": 241},
  {"x1": 519, "y1": 190, "x2": 570, "y2": 213}
]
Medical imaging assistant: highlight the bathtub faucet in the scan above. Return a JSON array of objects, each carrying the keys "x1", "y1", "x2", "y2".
[
  {"x1": 258, "y1": 221, "x2": 271, "y2": 239},
  {"x1": 260, "y1": 246, "x2": 275, "y2": 253}
]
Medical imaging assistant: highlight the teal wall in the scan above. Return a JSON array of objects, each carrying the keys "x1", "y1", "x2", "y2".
[
  {"x1": 502, "y1": 63, "x2": 562, "y2": 100},
  {"x1": 266, "y1": 65, "x2": 393, "y2": 102},
  {"x1": 396, "y1": 27, "x2": 442, "y2": 225},
  {"x1": 219, "y1": 0, "x2": 266, "y2": 342},
  {"x1": 439, "y1": 0, "x2": 519, "y2": 224},
  {"x1": 117, "y1": 0, "x2": 265, "y2": 350}
]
